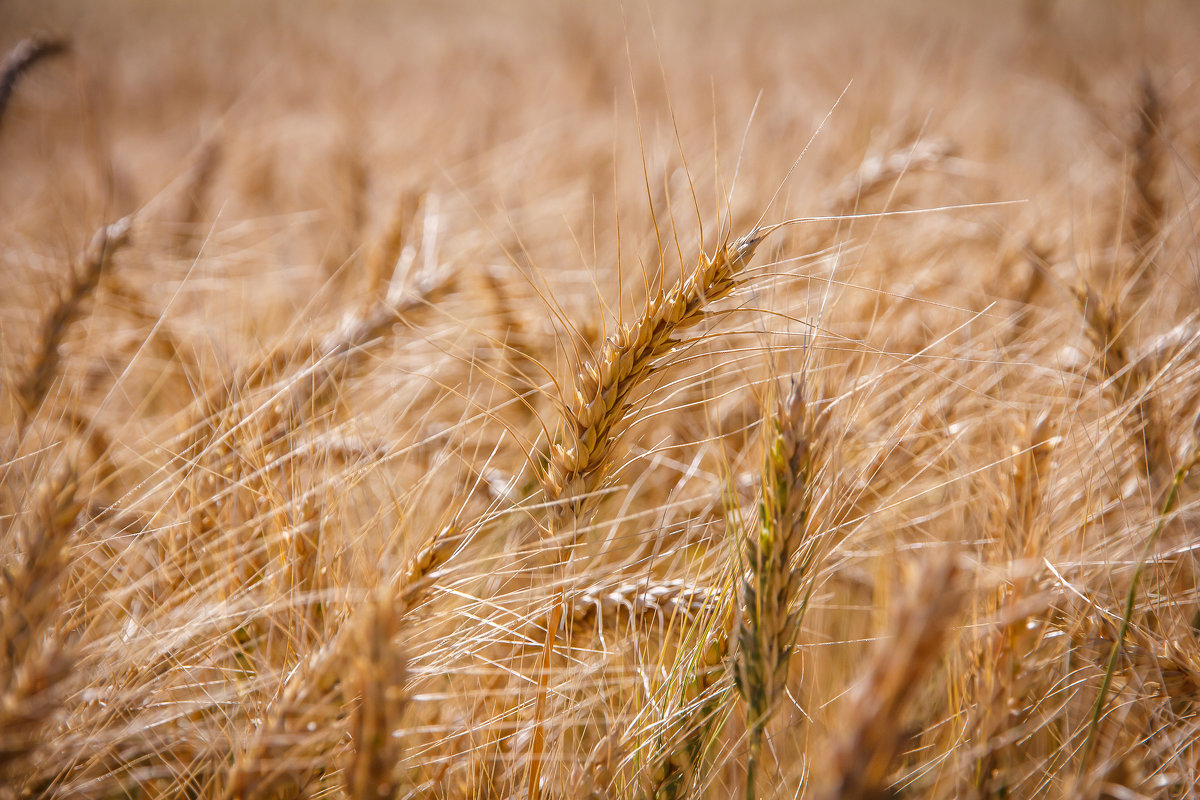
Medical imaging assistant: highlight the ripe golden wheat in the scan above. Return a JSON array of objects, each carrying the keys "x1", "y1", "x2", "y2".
[{"x1": 2, "y1": 3, "x2": 1200, "y2": 799}]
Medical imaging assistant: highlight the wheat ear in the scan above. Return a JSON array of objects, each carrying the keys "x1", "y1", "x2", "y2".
[
  {"x1": 545, "y1": 229, "x2": 766, "y2": 532},
  {"x1": 565, "y1": 579, "x2": 711, "y2": 637},
  {"x1": 646, "y1": 630, "x2": 730, "y2": 800},
  {"x1": 735, "y1": 382, "x2": 823, "y2": 799},
  {"x1": 1073, "y1": 278, "x2": 1170, "y2": 482},
  {"x1": 223, "y1": 523, "x2": 455, "y2": 799},
  {"x1": 17, "y1": 217, "x2": 132, "y2": 432},
  {"x1": 344, "y1": 594, "x2": 409, "y2": 800}
]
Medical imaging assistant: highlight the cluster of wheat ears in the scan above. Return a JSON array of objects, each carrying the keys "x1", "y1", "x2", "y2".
[{"x1": 2, "y1": 2, "x2": 1200, "y2": 798}]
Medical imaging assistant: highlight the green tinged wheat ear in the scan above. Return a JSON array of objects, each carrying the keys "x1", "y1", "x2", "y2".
[
  {"x1": 735, "y1": 382, "x2": 824, "y2": 799},
  {"x1": 545, "y1": 229, "x2": 766, "y2": 533}
]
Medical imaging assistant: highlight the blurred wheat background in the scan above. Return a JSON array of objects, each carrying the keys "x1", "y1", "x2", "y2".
[{"x1": 2, "y1": 1, "x2": 1200, "y2": 798}]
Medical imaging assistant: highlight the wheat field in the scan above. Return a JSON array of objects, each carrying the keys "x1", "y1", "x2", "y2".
[{"x1": 2, "y1": 1, "x2": 1200, "y2": 798}]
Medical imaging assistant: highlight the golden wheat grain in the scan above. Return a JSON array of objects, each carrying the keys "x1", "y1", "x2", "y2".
[{"x1": 545, "y1": 229, "x2": 766, "y2": 535}]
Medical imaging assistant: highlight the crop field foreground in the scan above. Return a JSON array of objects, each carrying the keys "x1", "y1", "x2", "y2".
[{"x1": 2, "y1": 1, "x2": 1200, "y2": 798}]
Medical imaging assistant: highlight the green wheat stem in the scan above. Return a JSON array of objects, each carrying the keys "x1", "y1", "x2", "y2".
[{"x1": 1080, "y1": 442, "x2": 1199, "y2": 774}]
